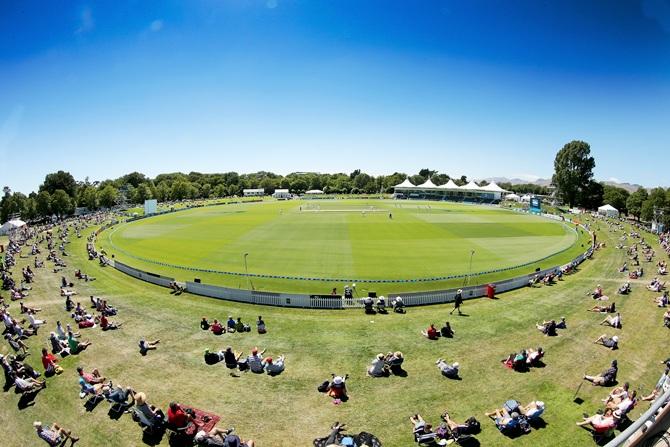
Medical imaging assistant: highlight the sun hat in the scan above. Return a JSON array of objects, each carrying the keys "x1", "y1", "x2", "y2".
[
  {"x1": 333, "y1": 376, "x2": 343, "y2": 385},
  {"x1": 33, "y1": 421, "x2": 42, "y2": 428},
  {"x1": 194, "y1": 431, "x2": 207, "y2": 442},
  {"x1": 453, "y1": 362, "x2": 460, "y2": 368},
  {"x1": 612, "y1": 336, "x2": 619, "y2": 342},
  {"x1": 536, "y1": 401, "x2": 545, "y2": 409},
  {"x1": 613, "y1": 409, "x2": 623, "y2": 419}
]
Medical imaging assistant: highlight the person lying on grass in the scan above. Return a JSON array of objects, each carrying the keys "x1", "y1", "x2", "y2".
[
  {"x1": 576, "y1": 408, "x2": 621, "y2": 432},
  {"x1": 20, "y1": 301, "x2": 41, "y2": 314},
  {"x1": 15, "y1": 373, "x2": 46, "y2": 393},
  {"x1": 595, "y1": 334, "x2": 619, "y2": 350},
  {"x1": 606, "y1": 390, "x2": 637, "y2": 413},
  {"x1": 102, "y1": 383, "x2": 136, "y2": 407},
  {"x1": 34, "y1": 421, "x2": 79, "y2": 446},
  {"x1": 602, "y1": 382, "x2": 629, "y2": 406},
  {"x1": 601, "y1": 312, "x2": 622, "y2": 329},
  {"x1": 584, "y1": 360, "x2": 618, "y2": 386},
  {"x1": 591, "y1": 284, "x2": 604, "y2": 299},
  {"x1": 139, "y1": 338, "x2": 160, "y2": 356},
  {"x1": 77, "y1": 366, "x2": 105, "y2": 384},
  {"x1": 436, "y1": 359, "x2": 460, "y2": 379},
  {"x1": 589, "y1": 302, "x2": 616, "y2": 313}
]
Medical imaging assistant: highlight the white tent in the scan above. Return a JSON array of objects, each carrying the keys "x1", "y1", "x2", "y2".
[
  {"x1": 394, "y1": 178, "x2": 416, "y2": 188},
  {"x1": 417, "y1": 179, "x2": 437, "y2": 188},
  {"x1": 598, "y1": 204, "x2": 619, "y2": 218},
  {"x1": 504, "y1": 193, "x2": 521, "y2": 202},
  {"x1": 0, "y1": 219, "x2": 26, "y2": 236},
  {"x1": 438, "y1": 179, "x2": 460, "y2": 189},
  {"x1": 481, "y1": 182, "x2": 508, "y2": 193},
  {"x1": 460, "y1": 181, "x2": 481, "y2": 190},
  {"x1": 305, "y1": 189, "x2": 324, "y2": 194},
  {"x1": 520, "y1": 194, "x2": 533, "y2": 203}
]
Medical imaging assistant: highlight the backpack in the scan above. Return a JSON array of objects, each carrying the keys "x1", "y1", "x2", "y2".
[
  {"x1": 354, "y1": 432, "x2": 382, "y2": 447},
  {"x1": 464, "y1": 416, "x2": 481, "y2": 434},
  {"x1": 518, "y1": 415, "x2": 531, "y2": 433},
  {"x1": 317, "y1": 380, "x2": 330, "y2": 393}
]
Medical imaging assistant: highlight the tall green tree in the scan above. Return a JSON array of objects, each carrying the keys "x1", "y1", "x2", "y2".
[
  {"x1": 40, "y1": 171, "x2": 77, "y2": 198},
  {"x1": 98, "y1": 185, "x2": 119, "y2": 208},
  {"x1": 552, "y1": 140, "x2": 596, "y2": 207},
  {"x1": 602, "y1": 185, "x2": 629, "y2": 214},
  {"x1": 51, "y1": 189, "x2": 73, "y2": 217},
  {"x1": 36, "y1": 191, "x2": 52, "y2": 217},
  {"x1": 626, "y1": 188, "x2": 648, "y2": 220},
  {"x1": 79, "y1": 186, "x2": 99, "y2": 210}
]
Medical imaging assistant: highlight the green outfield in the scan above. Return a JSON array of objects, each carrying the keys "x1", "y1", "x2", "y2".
[{"x1": 100, "y1": 200, "x2": 588, "y2": 294}]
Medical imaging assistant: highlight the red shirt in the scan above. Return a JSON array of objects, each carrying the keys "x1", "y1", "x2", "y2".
[
  {"x1": 427, "y1": 326, "x2": 438, "y2": 339},
  {"x1": 211, "y1": 322, "x2": 223, "y2": 334},
  {"x1": 100, "y1": 315, "x2": 108, "y2": 328},
  {"x1": 167, "y1": 406, "x2": 188, "y2": 428},
  {"x1": 41, "y1": 353, "x2": 57, "y2": 369}
]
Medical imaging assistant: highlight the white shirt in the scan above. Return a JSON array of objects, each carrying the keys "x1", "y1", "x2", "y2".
[{"x1": 369, "y1": 358, "x2": 385, "y2": 376}]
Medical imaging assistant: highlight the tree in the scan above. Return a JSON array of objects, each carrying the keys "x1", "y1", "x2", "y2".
[
  {"x1": 133, "y1": 184, "x2": 153, "y2": 203},
  {"x1": 51, "y1": 189, "x2": 73, "y2": 217},
  {"x1": 171, "y1": 181, "x2": 191, "y2": 201},
  {"x1": 580, "y1": 180, "x2": 604, "y2": 210},
  {"x1": 602, "y1": 185, "x2": 629, "y2": 215},
  {"x1": 80, "y1": 186, "x2": 99, "y2": 210},
  {"x1": 36, "y1": 191, "x2": 51, "y2": 216},
  {"x1": 98, "y1": 185, "x2": 119, "y2": 209},
  {"x1": 40, "y1": 171, "x2": 77, "y2": 198},
  {"x1": 212, "y1": 184, "x2": 227, "y2": 198},
  {"x1": 418, "y1": 168, "x2": 437, "y2": 179},
  {"x1": 552, "y1": 140, "x2": 596, "y2": 207},
  {"x1": 0, "y1": 192, "x2": 27, "y2": 222},
  {"x1": 641, "y1": 199, "x2": 655, "y2": 222},
  {"x1": 626, "y1": 188, "x2": 648, "y2": 220}
]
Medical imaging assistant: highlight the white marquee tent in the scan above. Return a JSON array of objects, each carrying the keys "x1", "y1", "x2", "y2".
[
  {"x1": 0, "y1": 219, "x2": 26, "y2": 236},
  {"x1": 504, "y1": 193, "x2": 521, "y2": 202},
  {"x1": 598, "y1": 204, "x2": 619, "y2": 218}
]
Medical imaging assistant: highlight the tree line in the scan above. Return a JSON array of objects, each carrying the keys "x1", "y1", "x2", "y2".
[{"x1": 2, "y1": 143, "x2": 668, "y2": 228}]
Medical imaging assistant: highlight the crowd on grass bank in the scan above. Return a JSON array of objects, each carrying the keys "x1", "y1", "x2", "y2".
[{"x1": 2, "y1": 211, "x2": 670, "y2": 446}]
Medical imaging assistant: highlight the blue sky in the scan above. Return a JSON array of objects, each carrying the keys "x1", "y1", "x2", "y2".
[{"x1": 1, "y1": 0, "x2": 669, "y2": 193}]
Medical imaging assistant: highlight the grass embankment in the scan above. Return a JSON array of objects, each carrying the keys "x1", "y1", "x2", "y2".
[{"x1": 0, "y1": 215, "x2": 666, "y2": 446}]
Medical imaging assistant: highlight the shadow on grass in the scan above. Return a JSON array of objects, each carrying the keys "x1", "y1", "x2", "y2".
[
  {"x1": 17, "y1": 389, "x2": 40, "y2": 409},
  {"x1": 529, "y1": 418, "x2": 548, "y2": 430}
]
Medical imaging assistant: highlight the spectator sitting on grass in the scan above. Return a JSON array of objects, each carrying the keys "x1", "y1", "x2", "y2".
[
  {"x1": 210, "y1": 319, "x2": 224, "y2": 335},
  {"x1": 440, "y1": 322, "x2": 454, "y2": 338},
  {"x1": 67, "y1": 331, "x2": 91, "y2": 354},
  {"x1": 77, "y1": 366, "x2": 105, "y2": 384},
  {"x1": 200, "y1": 317, "x2": 210, "y2": 331},
  {"x1": 139, "y1": 338, "x2": 160, "y2": 356},
  {"x1": 34, "y1": 421, "x2": 79, "y2": 446},
  {"x1": 247, "y1": 347, "x2": 266, "y2": 373},
  {"x1": 584, "y1": 360, "x2": 618, "y2": 386},
  {"x1": 601, "y1": 313, "x2": 622, "y2": 329},
  {"x1": 367, "y1": 353, "x2": 388, "y2": 377},
  {"x1": 536, "y1": 320, "x2": 557, "y2": 336},
  {"x1": 256, "y1": 316, "x2": 266, "y2": 334},
  {"x1": 98, "y1": 314, "x2": 122, "y2": 331},
  {"x1": 576, "y1": 409, "x2": 620, "y2": 431},
  {"x1": 226, "y1": 316, "x2": 236, "y2": 333},
  {"x1": 595, "y1": 335, "x2": 619, "y2": 350},
  {"x1": 421, "y1": 324, "x2": 439, "y2": 340},
  {"x1": 264, "y1": 355, "x2": 286, "y2": 376},
  {"x1": 436, "y1": 359, "x2": 460, "y2": 379}
]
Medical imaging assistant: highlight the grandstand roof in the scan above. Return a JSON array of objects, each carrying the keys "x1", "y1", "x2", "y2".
[
  {"x1": 417, "y1": 179, "x2": 437, "y2": 188},
  {"x1": 480, "y1": 182, "x2": 508, "y2": 193},
  {"x1": 395, "y1": 178, "x2": 416, "y2": 188},
  {"x1": 438, "y1": 179, "x2": 460, "y2": 189},
  {"x1": 460, "y1": 181, "x2": 481, "y2": 190}
]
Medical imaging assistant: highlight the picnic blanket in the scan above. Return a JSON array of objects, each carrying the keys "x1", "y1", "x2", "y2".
[{"x1": 183, "y1": 406, "x2": 221, "y2": 436}]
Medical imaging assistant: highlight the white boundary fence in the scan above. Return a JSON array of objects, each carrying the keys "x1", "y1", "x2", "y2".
[{"x1": 109, "y1": 248, "x2": 592, "y2": 309}]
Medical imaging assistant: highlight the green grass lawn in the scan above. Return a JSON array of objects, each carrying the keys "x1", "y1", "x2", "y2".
[
  {"x1": 0, "y1": 212, "x2": 664, "y2": 447},
  {"x1": 99, "y1": 200, "x2": 589, "y2": 294}
]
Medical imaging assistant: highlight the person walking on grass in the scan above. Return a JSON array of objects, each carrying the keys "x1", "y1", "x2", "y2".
[{"x1": 450, "y1": 289, "x2": 463, "y2": 315}]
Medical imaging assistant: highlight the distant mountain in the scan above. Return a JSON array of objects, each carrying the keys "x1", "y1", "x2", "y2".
[
  {"x1": 482, "y1": 177, "x2": 552, "y2": 186},
  {"x1": 482, "y1": 177, "x2": 644, "y2": 193}
]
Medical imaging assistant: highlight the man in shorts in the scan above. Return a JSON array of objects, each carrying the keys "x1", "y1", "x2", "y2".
[{"x1": 34, "y1": 421, "x2": 79, "y2": 446}]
